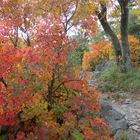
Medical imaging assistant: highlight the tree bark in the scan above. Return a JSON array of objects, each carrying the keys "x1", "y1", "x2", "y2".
[
  {"x1": 27, "y1": 34, "x2": 31, "y2": 46},
  {"x1": 47, "y1": 71, "x2": 55, "y2": 111},
  {"x1": 0, "y1": 77, "x2": 7, "y2": 88},
  {"x1": 118, "y1": 0, "x2": 132, "y2": 72}
]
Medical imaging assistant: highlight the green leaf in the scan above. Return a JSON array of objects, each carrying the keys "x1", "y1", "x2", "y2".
[
  {"x1": 72, "y1": 129, "x2": 84, "y2": 140},
  {"x1": 62, "y1": 135, "x2": 67, "y2": 140}
]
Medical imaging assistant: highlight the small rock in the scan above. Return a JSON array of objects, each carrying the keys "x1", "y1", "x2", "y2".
[
  {"x1": 124, "y1": 99, "x2": 132, "y2": 104},
  {"x1": 112, "y1": 100, "x2": 115, "y2": 103},
  {"x1": 131, "y1": 125, "x2": 140, "y2": 133}
]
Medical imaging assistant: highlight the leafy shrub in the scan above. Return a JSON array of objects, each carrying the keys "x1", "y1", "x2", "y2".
[
  {"x1": 82, "y1": 40, "x2": 114, "y2": 71},
  {"x1": 82, "y1": 35, "x2": 140, "y2": 72},
  {"x1": 129, "y1": 36, "x2": 140, "y2": 67}
]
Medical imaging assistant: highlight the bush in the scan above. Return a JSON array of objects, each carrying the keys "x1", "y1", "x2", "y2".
[
  {"x1": 82, "y1": 40, "x2": 113, "y2": 71},
  {"x1": 0, "y1": 21, "x2": 113, "y2": 139}
]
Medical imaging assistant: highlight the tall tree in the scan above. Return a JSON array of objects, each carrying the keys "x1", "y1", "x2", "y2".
[
  {"x1": 96, "y1": 0, "x2": 132, "y2": 71},
  {"x1": 73, "y1": 0, "x2": 134, "y2": 71}
]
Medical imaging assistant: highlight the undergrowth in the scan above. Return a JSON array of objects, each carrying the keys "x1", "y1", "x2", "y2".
[{"x1": 97, "y1": 64, "x2": 140, "y2": 92}]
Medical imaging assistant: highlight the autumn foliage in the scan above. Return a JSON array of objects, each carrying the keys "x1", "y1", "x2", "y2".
[
  {"x1": 82, "y1": 40, "x2": 112, "y2": 71},
  {"x1": 82, "y1": 36, "x2": 140, "y2": 71},
  {"x1": 129, "y1": 36, "x2": 140, "y2": 67},
  {"x1": 0, "y1": 16, "x2": 113, "y2": 140}
]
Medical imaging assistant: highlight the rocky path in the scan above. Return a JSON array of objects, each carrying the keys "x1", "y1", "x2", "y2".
[
  {"x1": 100, "y1": 93, "x2": 140, "y2": 140},
  {"x1": 87, "y1": 77, "x2": 140, "y2": 140}
]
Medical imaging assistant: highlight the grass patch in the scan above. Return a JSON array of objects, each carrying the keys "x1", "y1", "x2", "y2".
[{"x1": 97, "y1": 64, "x2": 140, "y2": 92}]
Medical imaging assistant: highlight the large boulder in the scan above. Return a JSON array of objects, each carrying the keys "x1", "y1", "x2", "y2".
[
  {"x1": 100, "y1": 100, "x2": 127, "y2": 134},
  {"x1": 95, "y1": 60, "x2": 114, "y2": 73},
  {"x1": 100, "y1": 99, "x2": 139, "y2": 140}
]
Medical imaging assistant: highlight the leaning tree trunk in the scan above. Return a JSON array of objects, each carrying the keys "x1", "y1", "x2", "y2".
[
  {"x1": 119, "y1": 0, "x2": 132, "y2": 72},
  {"x1": 97, "y1": 1, "x2": 132, "y2": 71},
  {"x1": 97, "y1": 5, "x2": 122, "y2": 65}
]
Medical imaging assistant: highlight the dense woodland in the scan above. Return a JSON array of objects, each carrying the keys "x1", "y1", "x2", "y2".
[{"x1": 0, "y1": 0, "x2": 140, "y2": 139}]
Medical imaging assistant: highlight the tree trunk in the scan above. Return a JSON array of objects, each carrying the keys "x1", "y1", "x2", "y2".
[
  {"x1": 47, "y1": 71, "x2": 55, "y2": 111},
  {"x1": 97, "y1": 1, "x2": 132, "y2": 71},
  {"x1": 97, "y1": 5, "x2": 122, "y2": 64},
  {"x1": 119, "y1": 0, "x2": 132, "y2": 72},
  {"x1": 27, "y1": 34, "x2": 31, "y2": 46}
]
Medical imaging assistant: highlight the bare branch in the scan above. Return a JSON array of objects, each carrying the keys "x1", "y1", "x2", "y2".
[
  {"x1": 0, "y1": 77, "x2": 7, "y2": 88},
  {"x1": 52, "y1": 79, "x2": 81, "y2": 93}
]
